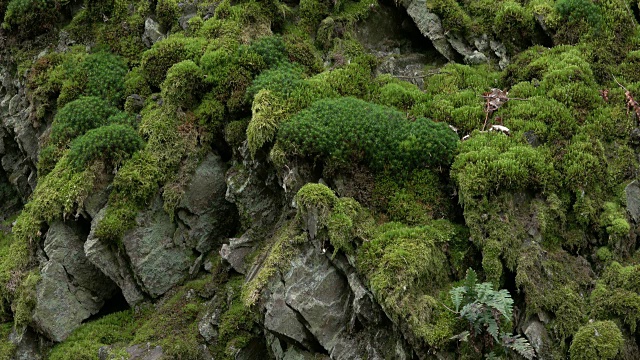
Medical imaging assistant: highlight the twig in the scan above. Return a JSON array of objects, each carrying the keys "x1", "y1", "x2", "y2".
[
  {"x1": 478, "y1": 95, "x2": 530, "y2": 101},
  {"x1": 612, "y1": 74, "x2": 628, "y2": 92}
]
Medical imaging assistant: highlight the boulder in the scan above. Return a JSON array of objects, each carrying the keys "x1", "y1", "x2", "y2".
[
  {"x1": 220, "y1": 233, "x2": 256, "y2": 274},
  {"x1": 87, "y1": 153, "x2": 234, "y2": 301},
  {"x1": 143, "y1": 18, "x2": 164, "y2": 47},
  {"x1": 626, "y1": 180, "x2": 640, "y2": 223},
  {"x1": 33, "y1": 221, "x2": 117, "y2": 342},
  {"x1": 85, "y1": 207, "x2": 146, "y2": 305}
]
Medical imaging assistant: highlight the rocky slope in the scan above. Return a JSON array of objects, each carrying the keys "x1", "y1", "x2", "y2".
[{"x1": 0, "y1": 0, "x2": 640, "y2": 359}]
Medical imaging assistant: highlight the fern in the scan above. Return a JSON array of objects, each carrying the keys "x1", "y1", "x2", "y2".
[
  {"x1": 450, "y1": 286, "x2": 467, "y2": 312},
  {"x1": 502, "y1": 333, "x2": 536, "y2": 360},
  {"x1": 449, "y1": 268, "x2": 536, "y2": 359}
]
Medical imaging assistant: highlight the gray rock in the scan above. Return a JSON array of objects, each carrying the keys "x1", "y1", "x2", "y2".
[
  {"x1": 85, "y1": 208, "x2": 146, "y2": 305},
  {"x1": 264, "y1": 280, "x2": 316, "y2": 350},
  {"x1": 523, "y1": 318, "x2": 552, "y2": 360},
  {"x1": 178, "y1": 2, "x2": 198, "y2": 30},
  {"x1": 9, "y1": 327, "x2": 49, "y2": 360},
  {"x1": 405, "y1": 0, "x2": 457, "y2": 61},
  {"x1": 220, "y1": 233, "x2": 256, "y2": 274},
  {"x1": 143, "y1": 18, "x2": 164, "y2": 47},
  {"x1": 465, "y1": 51, "x2": 489, "y2": 65},
  {"x1": 122, "y1": 195, "x2": 192, "y2": 298},
  {"x1": 282, "y1": 243, "x2": 350, "y2": 354},
  {"x1": 282, "y1": 347, "x2": 328, "y2": 360},
  {"x1": 175, "y1": 153, "x2": 235, "y2": 254},
  {"x1": 32, "y1": 221, "x2": 117, "y2": 342},
  {"x1": 126, "y1": 344, "x2": 164, "y2": 360},
  {"x1": 626, "y1": 180, "x2": 640, "y2": 223}
]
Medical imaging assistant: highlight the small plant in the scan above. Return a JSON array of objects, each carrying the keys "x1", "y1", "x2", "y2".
[{"x1": 450, "y1": 269, "x2": 535, "y2": 359}]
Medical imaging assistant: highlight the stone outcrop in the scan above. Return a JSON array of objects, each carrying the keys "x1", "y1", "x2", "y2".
[
  {"x1": 32, "y1": 221, "x2": 118, "y2": 342},
  {"x1": 85, "y1": 153, "x2": 235, "y2": 303}
]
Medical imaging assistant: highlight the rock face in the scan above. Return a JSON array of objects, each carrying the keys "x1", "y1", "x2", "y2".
[
  {"x1": 85, "y1": 153, "x2": 235, "y2": 303},
  {"x1": 263, "y1": 239, "x2": 411, "y2": 359},
  {"x1": 402, "y1": 0, "x2": 509, "y2": 68},
  {"x1": 32, "y1": 221, "x2": 117, "y2": 342},
  {"x1": 0, "y1": 67, "x2": 38, "y2": 201}
]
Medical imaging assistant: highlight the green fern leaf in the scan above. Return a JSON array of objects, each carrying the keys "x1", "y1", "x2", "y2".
[
  {"x1": 450, "y1": 286, "x2": 467, "y2": 312},
  {"x1": 502, "y1": 333, "x2": 536, "y2": 360}
]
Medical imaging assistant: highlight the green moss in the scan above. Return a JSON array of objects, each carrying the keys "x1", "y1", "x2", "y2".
[
  {"x1": 590, "y1": 262, "x2": 640, "y2": 332},
  {"x1": 515, "y1": 246, "x2": 592, "y2": 340},
  {"x1": 357, "y1": 221, "x2": 461, "y2": 347},
  {"x1": 49, "y1": 96, "x2": 122, "y2": 146},
  {"x1": 68, "y1": 124, "x2": 144, "y2": 170},
  {"x1": 451, "y1": 132, "x2": 558, "y2": 205},
  {"x1": 299, "y1": 0, "x2": 330, "y2": 29},
  {"x1": 0, "y1": 323, "x2": 16, "y2": 359},
  {"x1": 161, "y1": 60, "x2": 205, "y2": 109},
  {"x1": 493, "y1": 1, "x2": 535, "y2": 52},
  {"x1": 224, "y1": 120, "x2": 248, "y2": 147},
  {"x1": 141, "y1": 35, "x2": 208, "y2": 88},
  {"x1": 279, "y1": 97, "x2": 458, "y2": 174},
  {"x1": 156, "y1": 0, "x2": 180, "y2": 32},
  {"x1": 426, "y1": 0, "x2": 472, "y2": 34},
  {"x1": 569, "y1": 321, "x2": 623, "y2": 360},
  {"x1": 12, "y1": 270, "x2": 39, "y2": 329}
]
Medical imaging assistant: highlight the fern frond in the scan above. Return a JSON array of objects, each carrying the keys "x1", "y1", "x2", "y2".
[
  {"x1": 502, "y1": 333, "x2": 536, "y2": 360},
  {"x1": 450, "y1": 286, "x2": 467, "y2": 312}
]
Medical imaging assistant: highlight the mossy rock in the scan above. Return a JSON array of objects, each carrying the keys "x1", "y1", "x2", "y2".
[{"x1": 569, "y1": 321, "x2": 623, "y2": 360}]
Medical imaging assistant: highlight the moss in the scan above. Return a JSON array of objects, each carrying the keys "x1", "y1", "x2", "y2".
[
  {"x1": 569, "y1": 321, "x2": 623, "y2": 360},
  {"x1": 246, "y1": 90, "x2": 288, "y2": 158},
  {"x1": 599, "y1": 202, "x2": 630, "y2": 246},
  {"x1": 295, "y1": 183, "x2": 338, "y2": 221},
  {"x1": 124, "y1": 67, "x2": 152, "y2": 99},
  {"x1": 451, "y1": 132, "x2": 558, "y2": 205},
  {"x1": 279, "y1": 97, "x2": 458, "y2": 174},
  {"x1": 493, "y1": 1, "x2": 535, "y2": 52},
  {"x1": 426, "y1": 0, "x2": 472, "y2": 34},
  {"x1": 357, "y1": 221, "x2": 462, "y2": 348},
  {"x1": 140, "y1": 35, "x2": 208, "y2": 88},
  {"x1": 156, "y1": 0, "x2": 180, "y2": 32},
  {"x1": 590, "y1": 262, "x2": 640, "y2": 333},
  {"x1": 0, "y1": 323, "x2": 16, "y2": 359},
  {"x1": 242, "y1": 221, "x2": 307, "y2": 306},
  {"x1": 515, "y1": 246, "x2": 592, "y2": 340},
  {"x1": 224, "y1": 120, "x2": 248, "y2": 148},
  {"x1": 12, "y1": 270, "x2": 39, "y2": 329},
  {"x1": 161, "y1": 60, "x2": 205, "y2": 109}
]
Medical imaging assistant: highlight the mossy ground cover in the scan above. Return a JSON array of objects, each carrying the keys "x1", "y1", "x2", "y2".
[{"x1": 6, "y1": 0, "x2": 640, "y2": 358}]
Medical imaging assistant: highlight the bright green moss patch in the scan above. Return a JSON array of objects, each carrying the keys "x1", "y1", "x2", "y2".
[
  {"x1": 278, "y1": 97, "x2": 458, "y2": 173},
  {"x1": 452, "y1": 132, "x2": 557, "y2": 205},
  {"x1": 161, "y1": 60, "x2": 205, "y2": 109},
  {"x1": 569, "y1": 320, "x2": 623, "y2": 360},
  {"x1": 12, "y1": 270, "x2": 39, "y2": 329},
  {"x1": 590, "y1": 262, "x2": 640, "y2": 333},
  {"x1": 68, "y1": 124, "x2": 144, "y2": 170}
]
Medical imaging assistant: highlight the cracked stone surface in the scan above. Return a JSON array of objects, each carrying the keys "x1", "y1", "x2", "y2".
[{"x1": 33, "y1": 221, "x2": 117, "y2": 342}]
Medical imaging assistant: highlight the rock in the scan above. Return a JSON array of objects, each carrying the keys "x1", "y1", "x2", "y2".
[
  {"x1": 178, "y1": 2, "x2": 198, "y2": 30},
  {"x1": 175, "y1": 153, "x2": 235, "y2": 254},
  {"x1": 9, "y1": 327, "x2": 49, "y2": 360},
  {"x1": 220, "y1": 233, "x2": 256, "y2": 274},
  {"x1": 282, "y1": 347, "x2": 328, "y2": 360},
  {"x1": 143, "y1": 18, "x2": 164, "y2": 47},
  {"x1": 122, "y1": 195, "x2": 192, "y2": 297},
  {"x1": 32, "y1": 221, "x2": 118, "y2": 342},
  {"x1": 126, "y1": 94, "x2": 146, "y2": 114},
  {"x1": 126, "y1": 344, "x2": 164, "y2": 360},
  {"x1": 85, "y1": 208, "x2": 146, "y2": 305},
  {"x1": 626, "y1": 180, "x2": 640, "y2": 223},
  {"x1": 87, "y1": 153, "x2": 234, "y2": 302},
  {"x1": 523, "y1": 317, "x2": 552, "y2": 360},
  {"x1": 405, "y1": 0, "x2": 458, "y2": 61},
  {"x1": 264, "y1": 280, "x2": 317, "y2": 350}
]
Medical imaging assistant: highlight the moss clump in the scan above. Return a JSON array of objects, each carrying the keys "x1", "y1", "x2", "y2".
[
  {"x1": 49, "y1": 96, "x2": 122, "y2": 146},
  {"x1": 426, "y1": 0, "x2": 472, "y2": 34},
  {"x1": 373, "y1": 169, "x2": 453, "y2": 226},
  {"x1": 590, "y1": 262, "x2": 640, "y2": 332},
  {"x1": 161, "y1": 60, "x2": 205, "y2": 109},
  {"x1": 278, "y1": 97, "x2": 458, "y2": 173},
  {"x1": 12, "y1": 270, "x2": 39, "y2": 329},
  {"x1": 569, "y1": 321, "x2": 623, "y2": 360},
  {"x1": 493, "y1": 1, "x2": 535, "y2": 52},
  {"x1": 452, "y1": 132, "x2": 557, "y2": 205},
  {"x1": 1, "y1": 0, "x2": 63, "y2": 38},
  {"x1": 357, "y1": 220, "x2": 462, "y2": 347},
  {"x1": 47, "y1": 309, "x2": 137, "y2": 360},
  {"x1": 141, "y1": 35, "x2": 208, "y2": 88},
  {"x1": 67, "y1": 124, "x2": 144, "y2": 170},
  {"x1": 0, "y1": 323, "x2": 16, "y2": 359}
]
